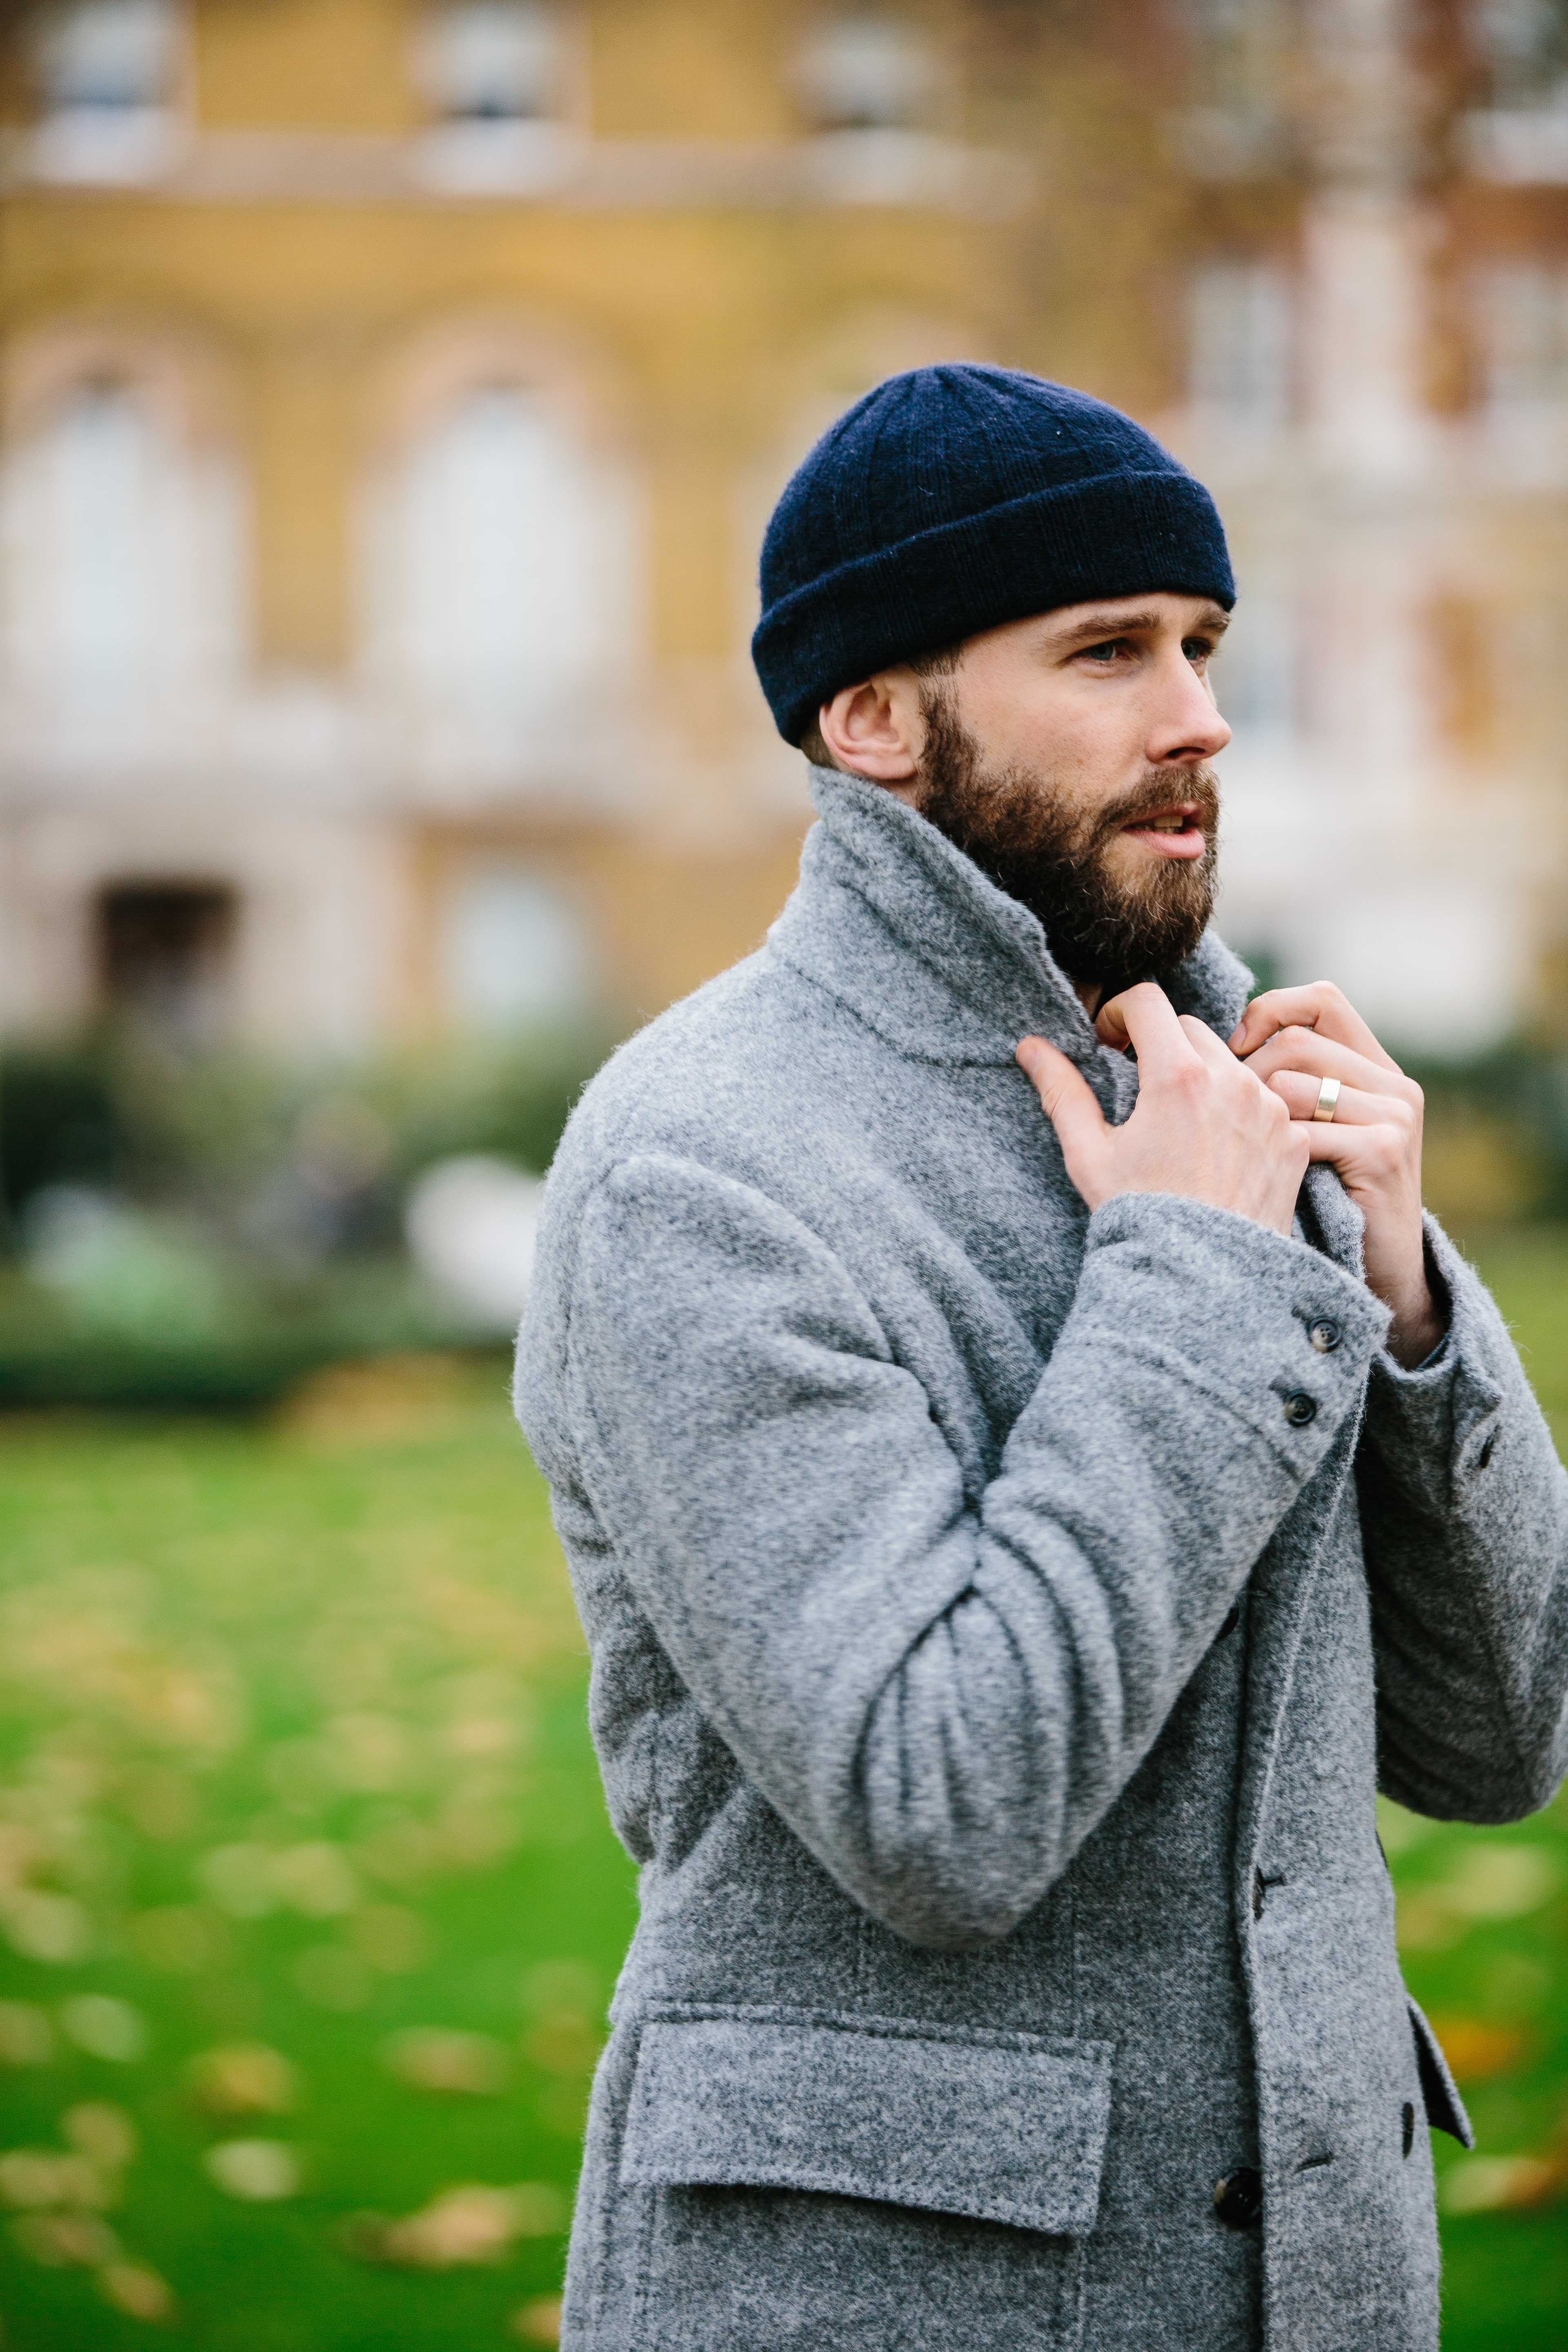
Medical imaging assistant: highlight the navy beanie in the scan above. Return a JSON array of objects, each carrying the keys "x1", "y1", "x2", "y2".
[{"x1": 752, "y1": 364, "x2": 1234, "y2": 747}]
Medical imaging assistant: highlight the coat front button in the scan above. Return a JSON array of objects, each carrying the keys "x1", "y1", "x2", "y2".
[
  {"x1": 1283, "y1": 1390, "x2": 1317, "y2": 1427},
  {"x1": 1308, "y1": 1318, "x2": 1341, "y2": 1353},
  {"x1": 1213, "y1": 2167, "x2": 1263, "y2": 2230}
]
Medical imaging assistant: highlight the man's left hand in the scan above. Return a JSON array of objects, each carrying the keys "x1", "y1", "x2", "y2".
[{"x1": 1226, "y1": 983, "x2": 1444, "y2": 1368}]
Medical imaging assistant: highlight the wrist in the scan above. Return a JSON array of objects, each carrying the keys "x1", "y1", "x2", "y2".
[{"x1": 1382, "y1": 1249, "x2": 1446, "y2": 1365}]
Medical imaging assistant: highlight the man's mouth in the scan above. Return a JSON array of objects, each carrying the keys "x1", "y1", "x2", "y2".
[{"x1": 1119, "y1": 805, "x2": 1207, "y2": 862}]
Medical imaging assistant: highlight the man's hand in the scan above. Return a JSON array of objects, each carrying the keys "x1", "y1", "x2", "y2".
[
  {"x1": 1227, "y1": 982, "x2": 1442, "y2": 1368},
  {"x1": 1017, "y1": 983, "x2": 1309, "y2": 1239}
]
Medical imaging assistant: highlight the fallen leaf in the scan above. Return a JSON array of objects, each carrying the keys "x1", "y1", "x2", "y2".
[
  {"x1": 0, "y1": 2004, "x2": 53, "y2": 2066},
  {"x1": 10, "y1": 2211, "x2": 120, "y2": 2267},
  {"x1": 59, "y1": 1997, "x2": 146, "y2": 2064},
  {"x1": 63, "y1": 2105, "x2": 136, "y2": 2172},
  {"x1": 1442, "y1": 2154, "x2": 1566, "y2": 2214},
  {"x1": 99, "y1": 2259, "x2": 175, "y2": 2321},
  {"x1": 1443, "y1": 1843, "x2": 1560, "y2": 1922},
  {"x1": 187, "y1": 2045, "x2": 300, "y2": 2119},
  {"x1": 513, "y1": 2295, "x2": 563, "y2": 2346},
  {"x1": 204, "y1": 2140, "x2": 301, "y2": 2202},
  {"x1": 1424, "y1": 2016, "x2": 1532, "y2": 2086},
  {"x1": 383, "y1": 2029, "x2": 508, "y2": 2096},
  {"x1": 0, "y1": 2152, "x2": 105, "y2": 2211}
]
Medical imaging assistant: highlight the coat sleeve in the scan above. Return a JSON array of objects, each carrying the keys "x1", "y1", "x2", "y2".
[
  {"x1": 559, "y1": 1151, "x2": 1388, "y2": 1950},
  {"x1": 1358, "y1": 1216, "x2": 1568, "y2": 1824}
]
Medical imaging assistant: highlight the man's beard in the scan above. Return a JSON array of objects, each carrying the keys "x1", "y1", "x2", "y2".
[{"x1": 911, "y1": 686, "x2": 1221, "y2": 1000}]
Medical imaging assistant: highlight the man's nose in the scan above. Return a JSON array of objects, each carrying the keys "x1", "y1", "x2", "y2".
[{"x1": 1147, "y1": 653, "x2": 1232, "y2": 766}]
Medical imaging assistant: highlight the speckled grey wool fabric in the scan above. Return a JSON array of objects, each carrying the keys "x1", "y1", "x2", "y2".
[{"x1": 515, "y1": 770, "x2": 1568, "y2": 2352}]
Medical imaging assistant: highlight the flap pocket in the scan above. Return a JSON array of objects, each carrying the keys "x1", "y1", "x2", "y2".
[
  {"x1": 620, "y1": 2003, "x2": 1114, "y2": 2238},
  {"x1": 1407, "y1": 1996, "x2": 1474, "y2": 2149}
]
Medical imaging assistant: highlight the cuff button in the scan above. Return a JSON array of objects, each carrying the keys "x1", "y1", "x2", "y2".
[
  {"x1": 1283, "y1": 1391, "x2": 1318, "y2": 1427},
  {"x1": 1308, "y1": 1318, "x2": 1342, "y2": 1353}
]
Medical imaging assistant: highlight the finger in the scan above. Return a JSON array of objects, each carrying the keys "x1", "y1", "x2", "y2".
[
  {"x1": 1177, "y1": 1014, "x2": 1246, "y2": 1071},
  {"x1": 1267, "y1": 1074, "x2": 1410, "y2": 1127},
  {"x1": 1229, "y1": 982, "x2": 1398, "y2": 1070},
  {"x1": 1243, "y1": 1029, "x2": 1418, "y2": 1100},
  {"x1": 1295, "y1": 1118, "x2": 1409, "y2": 1170},
  {"x1": 1016, "y1": 1037, "x2": 1110, "y2": 1180},
  {"x1": 1092, "y1": 983, "x2": 1192, "y2": 1069}
]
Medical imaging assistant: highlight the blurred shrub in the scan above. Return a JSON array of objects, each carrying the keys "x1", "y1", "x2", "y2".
[
  {"x1": 0, "y1": 1046, "x2": 124, "y2": 1235},
  {"x1": 0, "y1": 1023, "x2": 615, "y2": 1408}
]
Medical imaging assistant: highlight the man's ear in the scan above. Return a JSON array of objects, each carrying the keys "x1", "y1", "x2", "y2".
[{"x1": 817, "y1": 670, "x2": 924, "y2": 784}]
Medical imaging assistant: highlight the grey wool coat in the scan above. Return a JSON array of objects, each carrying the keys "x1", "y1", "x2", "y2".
[{"x1": 514, "y1": 770, "x2": 1568, "y2": 2352}]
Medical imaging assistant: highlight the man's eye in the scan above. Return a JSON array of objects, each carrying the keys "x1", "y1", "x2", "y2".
[
  {"x1": 1183, "y1": 638, "x2": 1215, "y2": 665},
  {"x1": 1079, "y1": 640, "x2": 1126, "y2": 664}
]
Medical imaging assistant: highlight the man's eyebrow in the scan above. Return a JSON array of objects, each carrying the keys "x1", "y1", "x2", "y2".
[{"x1": 1050, "y1": 604, "x2": 1231, "y2": 648}]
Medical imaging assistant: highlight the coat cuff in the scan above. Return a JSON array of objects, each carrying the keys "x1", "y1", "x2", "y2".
[
  {"x1": 1072, "y1": 1192, "x2": 1390, "y2": 1466},
  {"x1": 1362, "y1": 1216, "x2": 1507, "y2": 1512}
]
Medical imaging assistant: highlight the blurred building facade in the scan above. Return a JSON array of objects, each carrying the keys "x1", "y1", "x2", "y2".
[{"x1": 0, "y1": 0, "x2": 1565, "y2": 1057}]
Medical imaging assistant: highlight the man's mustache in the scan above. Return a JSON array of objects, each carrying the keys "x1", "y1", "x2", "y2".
[{"x1": 1084, "y1": 767, "x2": 1222, "y2": 854}]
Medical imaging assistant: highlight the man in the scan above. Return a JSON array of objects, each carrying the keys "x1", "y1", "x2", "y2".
[{"x1": 515, "y1": 366, "x2": 1568, "y2": 2351}]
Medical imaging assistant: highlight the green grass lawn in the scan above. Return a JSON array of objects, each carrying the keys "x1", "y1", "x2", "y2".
[{"x1": 0, "y1": 1234, "x2": 1565, "y2": 2349}]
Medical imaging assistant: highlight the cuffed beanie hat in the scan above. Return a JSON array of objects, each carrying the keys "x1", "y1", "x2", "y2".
[{"x1": 751, "y1": 364, "x2": 1234, "y2": 746}]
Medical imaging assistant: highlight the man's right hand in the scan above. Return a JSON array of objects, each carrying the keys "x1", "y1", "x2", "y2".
[{"x1": 1016, "y1": 983, "x2": 1309, "y2": 1238}]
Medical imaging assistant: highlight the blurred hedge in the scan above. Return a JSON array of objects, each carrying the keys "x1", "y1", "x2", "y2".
[{"x1": 0, "y1": 1028, "x2": 614, "y2": 1410}]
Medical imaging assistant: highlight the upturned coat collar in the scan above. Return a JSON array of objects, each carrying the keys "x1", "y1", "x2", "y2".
[
  {"x1": 770, "y1": 766, "x2": 1254, "y2": 1071},
  {"x1": 769, "y1": 766, "x2": 1365, "y2": 1274}
]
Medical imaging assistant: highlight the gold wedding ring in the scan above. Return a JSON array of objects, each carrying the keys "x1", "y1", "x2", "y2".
[{"x1": 1313, "y1": 1076, "x2": 1342, "y2": 1124}]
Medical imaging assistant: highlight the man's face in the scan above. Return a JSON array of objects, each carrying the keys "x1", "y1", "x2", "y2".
[{"x1": 902, "y1": 592, "x2": 1232, "y2": 996}]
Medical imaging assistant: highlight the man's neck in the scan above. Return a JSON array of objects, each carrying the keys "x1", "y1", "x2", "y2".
[{"x1": 1074, "y1": 979, "x2": 1103, "y2": 1022}]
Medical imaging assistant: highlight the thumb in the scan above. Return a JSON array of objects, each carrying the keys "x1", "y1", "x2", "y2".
[{"x1": 1016, "y1": 1036, "x2": 1109, "y2": 1198}]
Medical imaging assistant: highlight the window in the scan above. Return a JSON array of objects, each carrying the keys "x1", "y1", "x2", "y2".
[
  {"x1": 795, "y1": 16, "x2": 936, "y2": 134},
  {"x1": 413, "y1": 1, "x2": 570, "y2": 191},
  {"x1": 1212, "y1": 596, "x2": 1295, "y2": 737},
  {"x1": 419, "y1": 0, "x2": 561, "y2": 120},
  {"x1": 1475, "y1": 260, "x2": 1568, "y2": 409},
  {"x1": 1188, "y1": 261, "x2": 1292, "y2": 432},
  {"x1": 400, "y1": 388, "x2": 595, "y2": 716},
  {"x1": 439, "y1": 866, "x2": 594, "y2": 1029},
  {"x1": 369, "y1": 378, "x2": 634, "y2": 761},
  {"x1": 31, "y1": 0, "x2": 180, "y2": 183},
  {"x1": 98, "y1": 882, "x2": 236, "y2": 1045},
  {"x1": 1470, "y1": 0, "x2": 1568, "y2": 109},
  {"x1": 1183, "y1": 0, "x2": 1285, "y2": 121},
  {"x1": 0, "y1": 368, "x2": 244, "y2": 726},
  {"x1": 33, "y1": 381, "x2": 158, "y2": 699}
]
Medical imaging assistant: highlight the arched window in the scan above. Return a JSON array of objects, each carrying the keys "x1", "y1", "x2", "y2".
[
  {"x1": 49, "y1": 381, "x2": 156, "y2": 695},
  {"x1": 0, "y1": 366, "x2": 243, "y2": 723},
  {"x1": 368, "y1": 376, "x2": 635, "y2": 765}
]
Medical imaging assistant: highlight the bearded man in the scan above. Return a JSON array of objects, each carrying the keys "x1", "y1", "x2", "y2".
[{"x1": 515, "y1": 367, "x2": 1568, "y2": 2352}]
